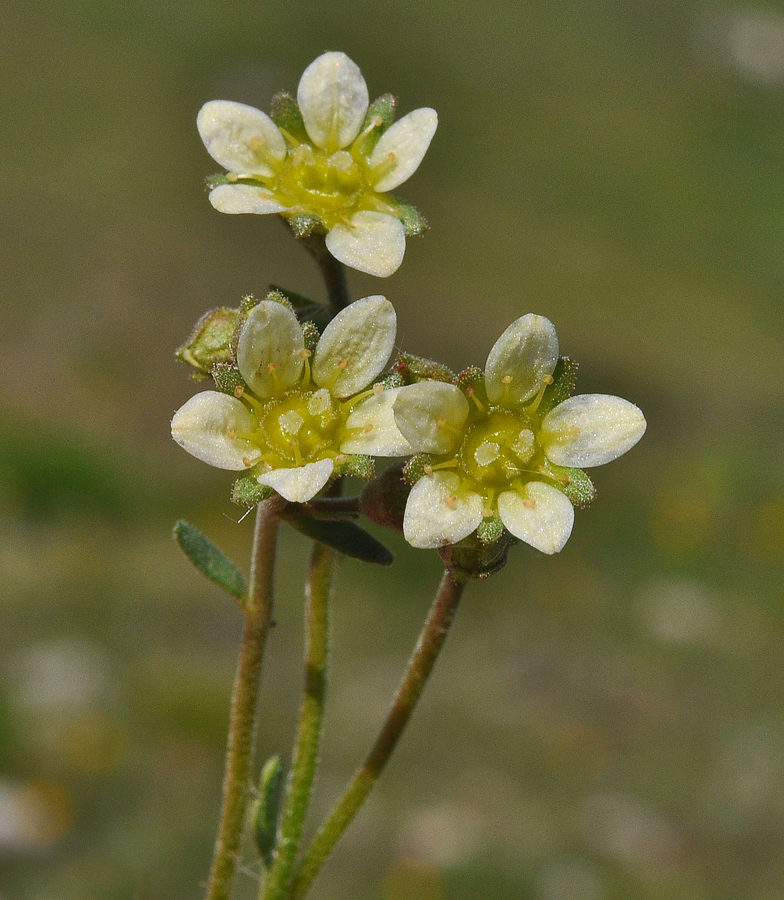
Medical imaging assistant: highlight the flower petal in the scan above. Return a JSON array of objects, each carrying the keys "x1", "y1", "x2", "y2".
[
  {"x1": 297, "y1": 51, "x2": 368, "y2": 151},
  {"x1": 485, "y1": 314, "x2": 559, "y2": 407},
  {"x1": 257, "y1": 459, "x2": 334, "y2": 502},
  {"x1": 539, "y1": 394, "x2": 647, "y2": 467},
  {"x1": 325, "y1": 211, "x2": 406, "y2": 277},
  {"x1": 312, "y1": 295, "x2": 396, "y2": 398},
  {"x1": 403, "y1": 472, "x2": 484, "y2": 549},
  {"x1": 497, "y1": 481, "x2": 574, "y2": 554},
  {"x1": 341, "y1": 387, "x2": 414, "y2": 456},
  {"x1": 393, "y1": 381, "x2": 469, "y2": 455},
  {"x1": 171, "y1": 392, "x2": 262, "y2": 470},
  {"x1": 197, "y1": 100, "x2": 286, "y2": 178},
  {"x1": 236, "y1": 300, "x2": 304, "y2": 399},
  {"x1": 208, "y1": 183, "x2": 289, "y2": 215},
  {"x1": 370, "y1": 108, "x2": 438, "y2": 193}
]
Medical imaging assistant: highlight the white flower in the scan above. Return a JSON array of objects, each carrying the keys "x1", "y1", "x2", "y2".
[
  {"x1": 393, "y1": 314, "x2": 647, "y2": 553},
  {"x1": 171, "y1": 296, "x2": 413, "y2": 502},
  {"x1": 197, "y1": 52, "x2": 437, "y2": 277}
]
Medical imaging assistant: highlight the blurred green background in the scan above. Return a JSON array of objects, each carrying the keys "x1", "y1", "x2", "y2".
[{"x1": 3, "y1": 0, "x2": 784, "y2": 898}]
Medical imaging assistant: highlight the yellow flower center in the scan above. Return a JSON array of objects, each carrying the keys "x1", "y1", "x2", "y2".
[
  {"x1": 460, "y1": 410, "x2": 538, "y2": 490},
  {"x1": 240, "y1": 133, "x2": 397, "y2": 230}
]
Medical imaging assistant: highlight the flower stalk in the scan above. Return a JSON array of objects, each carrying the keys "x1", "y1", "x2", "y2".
[
  {"x1": 205, "y1": 496, "x2": 284, "y2": 900},
  {"x1": 261, "y1": 543, "x2": 339, "y2": 900},
  {"x1": 288, "y1": 569, "x2": 465, "y2": 899}
]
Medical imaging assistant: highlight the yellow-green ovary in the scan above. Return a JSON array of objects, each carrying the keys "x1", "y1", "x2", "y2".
[
  {"x1": 460, "y1": 411, "x2": 537, "y2": 488},
  {"x1": 257, "y1": 389, "x2": 342, "y2": 464}
]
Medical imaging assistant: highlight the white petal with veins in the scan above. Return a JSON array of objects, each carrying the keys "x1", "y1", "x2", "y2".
[
  {"x1": 197, "y1": 101, "x2": 286, "y2": 178},
  {"x1": 236, "y1": 301, "x2": 304, "y2": 399},
  {"x1": 370, "y1": 108, "x2": 438, "y2": 193},
  {"x1": 341, "y1": 387, "x2": 414, "y2": 456},
  {"x1": 485, "y1": 314, "x2": 559, "y2": 407},
  {"x1": 393, "y1": 381, "x2": 469, "y2": 455},
  {"x1": 325, "y1": 211, "x2": 406, "y2": 277},
  {"x1": 297, "y1": 51, "x2": 368, "y2": 151},
  {"x1": 403, "y1": 472, "x2": 484, "y2": 549},
  {"x1": 208, "y1": 183, "x2": 289, "y2": 215},
  {"x1": 539, "y1": 394, "x2": 647, "y2": 467},
  {"x1": 171, "y1": 393, "x2": 261, "y2": 470},
  {"x1": 313, "y1": 295, "x2": 396, "y2": 398},
  {"x1": 256, "y1": 458, "x2": 334, "y2": 502},
  {"x1": 497, "y1": 481, "x2": 574, "y2": 554}
]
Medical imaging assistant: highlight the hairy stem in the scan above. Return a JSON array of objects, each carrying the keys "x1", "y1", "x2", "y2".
[
  {"x1": 205, "y1": 497, "x2": 284, "y2": 900},
  {"x1": 289, "y1": 569, "x2": 465, "y2": 899},
  {"x1": 261, "y1": 543, "x2": 340, "y2": 900},
  {"x1": 300, "y1": 233, "x2": 352, "y2": 314}
]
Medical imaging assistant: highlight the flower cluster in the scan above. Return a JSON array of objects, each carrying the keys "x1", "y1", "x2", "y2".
[
  {"x1": 175, "y1": 51, "x2": 647, "y2": 568},
  {"x1": 198, "y1": 52, "x2": 437, "y2": 277}
]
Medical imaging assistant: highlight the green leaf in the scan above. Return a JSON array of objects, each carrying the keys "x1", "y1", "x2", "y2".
[
  {"x1": 173, "y1": 520, "x2": 247, "y2": 601},
  {"x1": 284, "y1": 514, "x2": 393, "y2": 566},
  {"x1": 269, "y1": 284, "x2": 332, "y2": 331},
  {"x1": 252, "y1": 755, "x2": 284, "y2": 867}
]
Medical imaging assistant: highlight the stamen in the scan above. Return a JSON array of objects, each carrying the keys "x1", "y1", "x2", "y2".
[
  {"x1": 299, "y1": 349, "x2": 312, "y2": 388},
  {"x1": 234, "y1": 386, "x2": 245, "y2": 398},
  {"x1": 423, "y1": 464, "x2": 434, "y2": 476},
  {"x1": 465, "y1": 386, "x2": 486, "y2": 413},
  {"x1": 226, "y1": 172, "x2": 239, "y2": 183},
  {"x1": 291, "y1": 440, "x2": 303, "y2": 467},
  {"x1": 277, "y1": 126, "x2": 301, "y2": 148},
  {"x1": 430, "y1": 458, "x2": 459, "y2": 472},
  {"x1": 525, "y1": 374, "x2": 554, "y2": 415}
]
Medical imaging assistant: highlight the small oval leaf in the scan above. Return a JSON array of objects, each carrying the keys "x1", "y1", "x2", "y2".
[
  {"x1": 252, "y1": 754, "x2": 284, "y2": 867},
  {"x1": 173, "y1": 520, "x2": 248, "y2": 601},
  {"x1": 284, "y1": 515, "x2": 393, "y2": 566}
]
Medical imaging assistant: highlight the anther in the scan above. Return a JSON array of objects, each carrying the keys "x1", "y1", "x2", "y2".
[
  {"x1": 266, "y1": 363, "x2": 278, "y2": 373},
  {"x1": 242, "y1": 457, "x2": 253, "y2": 468},
  {"x1": 363, "y1": 423, "x2": 374, "y2": 433},
  {"x1": 444, "y1": 495, "x2": 457, "y2": 508},
  {"x1": 482, "y1": 507, "x2": 494, "y2": 518},
  {"x1": 523, "y1": 498, "x2": 537, "y2": 509},
  {"x1": 501, "y1": 375, "x2": 513, "y2": 384},
  {"x1": 373, "y1": 383, "x2": 383, "y2": 395},
  {"x1": 227, "y1": 172, "x2": 239, "y2": 183},
  {"x1": 423, "y1": 464, "x2": 434, "y2": 476},
  {"x1": 227, "y1": 428, "x2": 237, "y2": 439},
  {"x1": 526, "y1": 373, "x2": 555, "y2": 415},
  {"x1": 299, "y1": 348, "x2": 312, "y2": 359},
  {"x1": 337, "y1": 358, "x2": 348, "y2": 370},
  {"x1": 234, "y1": 386, "x2": 245, "y2": 398}
]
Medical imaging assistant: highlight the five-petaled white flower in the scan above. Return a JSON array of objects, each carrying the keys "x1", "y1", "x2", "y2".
[
  {"x1": 392, "y1": 314, "x2": 647, "y2": 553},
  {"x1": 197, "y1": 51, "x2": 437, "y2": 278},
  {"x1": 171, "y1": 296, "x2": 413, "y2": 502}
]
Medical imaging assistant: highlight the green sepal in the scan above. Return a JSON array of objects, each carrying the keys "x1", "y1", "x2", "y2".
[
  {"x1": 229, "y1": 295, "x2": 261, "y2": 361},
  {"x1": 385, "y1": 196, "x2": 429, "y2": 236},
  {"x1": 211, "y1": 362, "x2": 247, "y2": 397},
  {"x1": 232, "y1": 470, "x2": 275, "y2": 507},
  {"x1": 333, "y1": 453, "x2": 375, "y2": 481},
  {"x1": 301, "y1": 320, "x2": 320, "y2": 352},
  {"x1": 476, "y1": 512, "x2": 505, "y2": 545},
  {"x1": 205, "y1": 172, "x2": 231, "y2": 191},
  {"x1": 538, "y1": 357, "x2": 578, "y2": 419},
  {"x1": 378, "y1": 370, "x2": 405, "y2": 390},
  {"x1": 286, "y1": 213, "x2": 325, "y2": 239},
  {"x1": 360, "y1": 462, "x2": 410, "y2": 533},
  {"x1": 455, "y1": 366, "x2": 485, "y2": 396},
  {"x1": 270, "y1": 91, "x2": 308, "y2": 144},
  {"x1": 395, "y1": 352, "x2": 456, "y2": 385},
  {"x1": 263, "y1": 289, "x2": 295, "y2": 312},
  {"x1": 438, "y1": 530, "x2": 517, "y2": 582},
  {"x1": 354, "y1": 93, "x2": 397, "y2": 156},
  {"x1": 270, "y1": 284, "x2": 332, "y2": 331},
  {"x1": 252, "y1": 755, "x2": 284, "y2": 867},
  {"x1": 540, "y1": 464, "x2": 596, "y2": 508},
  {"x1": 402, "y1": 453, "x2": 437, "y2": 486},
  {"x1": 173, "y1": 520, "x2": 248, "y2": 602},
  {"x1": 176, "y1": 307, "x2": 239, "y2": 376},
  {"x1": 283, "y1": 514, "x2": 393, "y2": 566}
]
